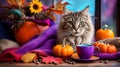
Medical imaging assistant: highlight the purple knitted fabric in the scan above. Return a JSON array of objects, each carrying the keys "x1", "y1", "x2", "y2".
[
  {"x1": 116, "y1": 52, "x2": 120, "y2": 59},
  {"x1": 96, "y1": 53, "x2": 118, "y2": 60},
  {"x1": 15, "y1": 25, "x2": 57, "y2": 55}
]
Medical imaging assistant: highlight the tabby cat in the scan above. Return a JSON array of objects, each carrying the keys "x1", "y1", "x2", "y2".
[{"x1": 57, "y1": 6, "x2": 94, "y2": 51}]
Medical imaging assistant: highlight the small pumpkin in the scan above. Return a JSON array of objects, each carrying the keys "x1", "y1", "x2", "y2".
[
  {"x1": 95, "y1": 24, "x2": 114, "y2": 41},
  {"x1": 94, "y1": 42, "x2": 117, "y2": 53},
  {"x1": 14, "y1": 21, "x2": 40, "y2": 45},
  {"x1": 53, "y1": 38, "x2": 74, "y2": 57}
]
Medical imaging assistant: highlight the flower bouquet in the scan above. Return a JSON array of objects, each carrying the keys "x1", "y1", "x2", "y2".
[
  {"x1": 0, "y1": 0, "x2": 69, "y2": 63},
  {"x1": 0, "y1": 0, "x2": 68, "y2": 45}
]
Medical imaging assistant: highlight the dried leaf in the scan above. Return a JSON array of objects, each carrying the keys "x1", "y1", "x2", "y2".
[
  {"x1": 21, "y1": 53, "x2": 37, "y2": 63},
  {"x1": 41, "y1": 56, "x2": 63, "y2": 64},
  {"x1": 7, "y1": 0, "x2": 25, "y2": 8},
  {"x1": 48, "y1": 0, "x2": 69, "y2": 14}
]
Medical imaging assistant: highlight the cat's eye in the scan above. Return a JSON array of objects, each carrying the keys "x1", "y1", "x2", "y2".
[
  {"x1": 63, "y1": 23, "x2": 70, "y2": 29},
  {"x1": 80, "y1": 21, "x2": 84, "y2": 24},
  {"x1": 64, "y1": 25, "x2": 69, "y2": 29},
  {"x1": 64, "y1": 21, "x2": 73, "y2": 29},
  {"x1": 68, "y1": 21, "x2": 73, "y2": 24},
  {"x1": 80, "y1": 21, "x2": 86, "y2": 27}
]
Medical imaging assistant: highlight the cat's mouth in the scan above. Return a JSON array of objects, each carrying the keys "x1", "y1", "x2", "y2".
[
  {"x1": 71, "y1": 33, "x2": 82, "y2": 36},
  {"x1": 71, "y1": 29, "x2": 85, "y2": 36}
]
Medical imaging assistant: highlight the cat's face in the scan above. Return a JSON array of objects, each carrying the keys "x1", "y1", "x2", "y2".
[
  {"x1": 58, "y1": 6, "x2": 94, "y2": 50},
  {"x1": 59, "y1": 6, "x2": 90, "y2": 36}
]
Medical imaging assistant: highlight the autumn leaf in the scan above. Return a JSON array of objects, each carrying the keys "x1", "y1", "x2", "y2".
[
  {"x1": 48, "y1": 0, "x2": 69, "y2": 14},
  {"x1": 41, "y1": 56, "x2": 63, "y2": 64}
]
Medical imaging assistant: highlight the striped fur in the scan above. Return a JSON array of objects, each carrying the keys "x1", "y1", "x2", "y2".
[{"x1": 57, "y1": 6, "x2": 94, "y2": 51}]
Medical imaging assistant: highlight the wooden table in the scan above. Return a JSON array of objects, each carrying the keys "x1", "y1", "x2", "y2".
[{"x1": 0, "y1": 61, "x2": 120, "y2": 67}]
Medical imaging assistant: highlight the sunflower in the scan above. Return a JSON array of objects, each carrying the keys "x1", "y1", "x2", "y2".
[{"x1": 29, "y1": 0, "x2": 43, "y2": 13}]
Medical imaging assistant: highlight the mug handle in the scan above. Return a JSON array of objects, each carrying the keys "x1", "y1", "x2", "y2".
[{"x1": 93, "y1": 46, "x2": 100, "y2": 55}]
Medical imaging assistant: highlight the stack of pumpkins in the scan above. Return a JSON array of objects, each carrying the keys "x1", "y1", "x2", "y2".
[
  {"x1": 93, "y1": 42, "x2": 117, "y2": 53},
  {"x1": 95, "y1": 24, "x2": 117, "y2": 54}
]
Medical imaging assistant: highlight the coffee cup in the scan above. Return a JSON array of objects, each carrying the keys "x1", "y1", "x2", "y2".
[{"x1": 76, "y1": 44, "x2": 99, "y2": 59}]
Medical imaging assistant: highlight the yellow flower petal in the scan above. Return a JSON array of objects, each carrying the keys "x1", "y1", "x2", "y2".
[
  {"x1": 38, "y1": 2, "x2": 43, "y2": 6},
  {"x1": 29, "y1": 0, "x2": 43, "y2": 14},
  {"x1": 32, "y1": 0, "x2": 39, "y2": 2}
]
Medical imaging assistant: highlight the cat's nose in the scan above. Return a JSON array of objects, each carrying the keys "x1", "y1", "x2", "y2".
[
  {"x1": 75, "y1": 24, "x2": 79, "y2": 29},
  {"x1": 75, "y1": 31, "x2": 79, "y2": 33},
  {"x1": 74, "y1": 28, "x2": 79, "y2": 32}
]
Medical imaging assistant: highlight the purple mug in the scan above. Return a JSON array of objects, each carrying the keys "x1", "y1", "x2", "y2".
[{"x1": 76, "y1": 44, "x2": 99, "y2": 59}]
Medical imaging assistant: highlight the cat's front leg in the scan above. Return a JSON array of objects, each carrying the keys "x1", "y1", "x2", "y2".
[
  {"x1": 76, "y1": 36, "x2": 82, "y2": 45},
  {"x1": 66, "y1": 36, "x2": 75, "y2": 45}
]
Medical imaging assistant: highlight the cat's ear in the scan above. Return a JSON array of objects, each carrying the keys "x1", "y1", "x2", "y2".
[
  {"x1": 63, "y1": 8, "x2": 72, "y2": 15},
  {"x1": 81, "y1": 6, "x2": 89, "y2": 15}
]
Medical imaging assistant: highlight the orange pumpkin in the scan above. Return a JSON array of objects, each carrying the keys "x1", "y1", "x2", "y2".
[
  {"x1": 95, "y1": 24, "x2": 114, "y2": 41},
  {"x1": 94, "y1": 42, "x2": 117, "y2": 53},
  {"x1": 53, "y1": 44, "x2": 74, "y2": 57},
  {"x1": 14, "y1": 21, "x2": 40, "y2": 45}
]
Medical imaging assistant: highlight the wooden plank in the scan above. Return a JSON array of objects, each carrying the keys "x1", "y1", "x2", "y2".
[{"x1": 0, "y1": 61, "x2": 120, "y2": 67}]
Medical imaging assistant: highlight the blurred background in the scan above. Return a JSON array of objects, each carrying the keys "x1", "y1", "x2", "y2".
[{"x1": 0, "y1": 0, "x2": 119, "y2": 36}]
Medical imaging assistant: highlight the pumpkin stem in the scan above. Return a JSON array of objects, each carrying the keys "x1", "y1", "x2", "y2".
[{"x1": 103, "y1": 24, "x2": 108, "y2": 30}]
